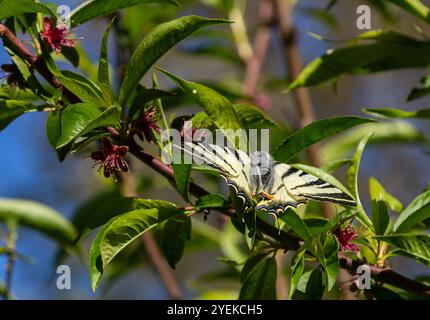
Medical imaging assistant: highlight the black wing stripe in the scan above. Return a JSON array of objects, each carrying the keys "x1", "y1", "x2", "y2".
[
  {"x1": 281, "y1": 167, "x2": 299, "y2": 179},
  {"x1": 289, "y1": 179, "x2": 329, "y2": 191},
  {"x1": 299, "y1": 193, "x2": 356, "y2": 205}
]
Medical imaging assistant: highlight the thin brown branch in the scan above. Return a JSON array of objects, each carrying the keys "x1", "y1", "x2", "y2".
[
  {"x1": 4, "y1": 225, "x2": 17, "y2": 300},
  {"x1": 242, "y1": 0, "x2": 274, "y2": 105}
]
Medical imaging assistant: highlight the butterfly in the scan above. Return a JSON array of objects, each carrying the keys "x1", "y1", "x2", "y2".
[{"x1": 176, "y1": 142, "x2": 356, "y2": 215}]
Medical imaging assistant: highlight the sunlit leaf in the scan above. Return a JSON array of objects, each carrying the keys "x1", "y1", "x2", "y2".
[
  {"x1": 274, "y1": 116, "x2": 375, "y2": 163},
  {"x1": 71, "y1": 0, "x2": 178, "y2": 26},
  {"x1": 394, "y1": 189, "x2": 430, "y2": 233},
  {"x1": 239, "y1": 257, "x2": 277, "y2": 300},
  {"x1": 0, "y1": 198, "x2": 77, "y2": 245},
  {"x1": 119, "y1": 16, "x2": 230, "y2": 106}
]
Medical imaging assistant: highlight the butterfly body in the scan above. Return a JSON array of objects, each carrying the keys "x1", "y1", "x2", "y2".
[{"x1": 177, "y1": 142, "x2": 356, "y2": 214}]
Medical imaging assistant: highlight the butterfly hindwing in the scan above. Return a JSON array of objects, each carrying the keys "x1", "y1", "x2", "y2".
[{"x1": 275, "y1": 163, "x2": 356, "y2": 206}]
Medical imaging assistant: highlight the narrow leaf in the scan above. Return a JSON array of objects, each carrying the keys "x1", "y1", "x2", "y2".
[
  {"x1": 363, "y1": 107, "x2": 430, "y2": 119},
  {"x1": 98, "y1": 18, "x2": 115, "y2": 105},
  {"x1": 394, "y1": 189, "x2": 430, "y2": 233},
  {"x1": 0, "y1": 198, "x2": 77, "y2": 245},
  {"x1": 71, "y1": 0, "x2": 178, "y2": 26},
  {"x1": 239, "y1": 257, "x2": 277, "y2": 300},
  {"x1": 274, "y1": 116, "x2": 375, "y2": 162},
  {"x1": 375, "y1": 234, "x2": 430, "y2": 266},
  {"x1": 100, "y1": 206, "x2": 184, "y2": 266},
  {"x1": 161, "y1": 216, "x2": 191, "y2": 269},
  {"x1": 119, "y1": 16, "x2": 230, "y2": 106}
]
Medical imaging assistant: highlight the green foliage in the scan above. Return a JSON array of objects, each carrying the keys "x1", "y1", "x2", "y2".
[
  {"x1": 71, "y1": 0, "x2": 178, "y2": 26},
  {"x1": 238, "y1": 257, "x2": 277, "y2": 300},
  {"x1": 118, "y1": 16, "x2": 230, "y2": 106},
  {"x1": 0, "y1": 199, "x2": 77, "y2": 245},
  {"x1": 274, "y1": 116, "x2": 375, "y2": 162},
  {"x1": 56, "y1": 104, "x2": 119, "y2": 148},
  {"x1": 394, "y1": 189, "x2": 430, "y2": 233},
  {"x1": 377, "y1": 234, "x2": 430, "y2": 266},
  {"x1": 0, "y1": 0, "x2": 54, "y2": 20},
  {"x1": 0, "y1": 100, "x2": 37, "y2": 131}
]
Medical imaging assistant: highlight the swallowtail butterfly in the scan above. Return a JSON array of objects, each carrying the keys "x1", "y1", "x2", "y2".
[{"x1": 176, "y1": 142, "x2": 356, "y2": 215}]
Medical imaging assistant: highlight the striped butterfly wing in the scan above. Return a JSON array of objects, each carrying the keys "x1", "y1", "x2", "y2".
[
  {"x1": 182, "y1": 142, "x2": 256, "y2": 211},
  {"x1": 256, "y1": 162, "x2": 356, "y2": 214}
]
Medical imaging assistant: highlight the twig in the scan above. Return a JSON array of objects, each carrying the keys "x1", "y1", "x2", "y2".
[
  {"x1": 4, "y1": 222, "x2": 17, "y2": 300},
  {"x1": 242, "y1": 0, "x2": 274, "y2": 104},
  {"x1": 2, "y1": 21, "x2": 429, "y2": 299}
]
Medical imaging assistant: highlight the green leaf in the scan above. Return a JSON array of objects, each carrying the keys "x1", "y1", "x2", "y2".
[
  {"x1": 172, "y1": 163, "x2": 191, "y2": 202},
  {"x1": 288, "y1": 39, "x2": 430, "y2": 89},
  {"x1": 387, "y1": 0, "x2": 430, "y2": 24},
  {"x1": 375, "y1": 234, "x2": 430, "y2": 266},
  {"x1": 119, "y1": 16, "x2": 230, "y2": 106},
  {"x1": 347, "y1": 133, "x2": 374, "y2": 230},
  {"x1": 0, "y1": 198, "x2": 77, "y2": 245},
  {"x1": 129, "y1": 85, "x2": 175, "y2": 118},
  {"x1": 58, "y1": 72, "x2": 105, "y2": 107},
  {"x1": 239, "y1": 257, "x2": 277, "y2": 300},
  {"x1": 371, "y1": 284, "x2": 404, "y2": 300},
  {"x1": 57, "y1": 104, "x2": 119, "y2": 148},
  {"x1": 0, "y1": 100, "x2": 36, "y2": 131},
  {"x1": 274, "y1": 116, "x2": 375, "y2": 162},
  {"x1": 161, "y1": 216, "x2": 191, "y2": 269},
  {"x1": 72, "y1": 190, "x2": 135, "y2": 233},
  {"x1": 0, "y1": 0, "x2": 55, "y2": 20},
  {"x1": 289, "y1": 244, "x2": 307, "y2": 299},
  {"x1": 71, "y1": 0, "x2": 178, "y2": 26},
  {"x1": 61, "y1": 46, "x2": 80, "y2": 68},
  {"x1": 321, "y1": 234, "x2": 339, "y2": 291},
  {"x1": 393, "y1": 189, "x2": 430, "y2": 233},
  {"x1": 321, "y1": 158, "x2": 351, "y2": 173},
  {"x1": 240, "y1": 252, "x2": 270, "y2": 283},
  {"x1": 321, "y1": 121, "x2": 424, "y2": 162},
  {"x1": 363, "y1": 107, "x2": 430, "y2": 119},
  {"x1": 279, "y1": 209, "x2": 313, "y2": 241},
  {"x1": 408, "y1": 75, "x2": 430, "y2": 101},
  {"x1": 159, "y1": 68, "x2": 245, "y2": 147},
  {"x1": 369, "y1": 177, "x2": 403, "y2": 213},
  {"x1": 295, "y1": 268, "x2": 325, "y2": 300},
  {"x1": 195, "y1": 194, "x2": 228, "y2": 210},
  {"x1": 99, "y1": 203, "x2": 184, "y2": 266},
  {"x1": 45, "y1": 111, "x2": 71, "y2": 161},
  {"x1": 89, "y1": 221, "x2": 111, "y2": 291},
  {"x1": 234, "y1": 103, "x2": 278, "y2": 129},
  {"x1": 369, "y1": 178, "x2": 391, "y2": 235},
  {"x1": 98, "y1": 19, "x2": 115, "y2": 106}
]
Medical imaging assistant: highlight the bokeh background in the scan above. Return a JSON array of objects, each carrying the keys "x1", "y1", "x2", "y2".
[{"x1": 0, "y1": 0, "x2": 429, "y2": 299}]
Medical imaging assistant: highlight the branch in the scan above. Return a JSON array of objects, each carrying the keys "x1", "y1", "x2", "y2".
[
  {"x1": 4, "y1": 222, "x2": 17, "y2": 300},
  {"x1": 242, "y1": 0, "x2": 274, "y2": 107}
]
